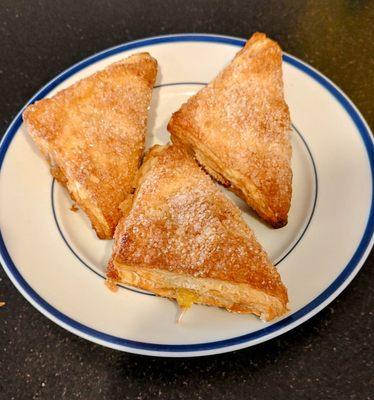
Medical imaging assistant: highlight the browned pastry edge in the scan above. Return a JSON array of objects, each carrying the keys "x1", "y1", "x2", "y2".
[
  {"x1": 171, "y1": 135, "x2": 288, "y2": 228},
  {"x1": 107, "y1": 261, "x2": 287, "y2": 321}
]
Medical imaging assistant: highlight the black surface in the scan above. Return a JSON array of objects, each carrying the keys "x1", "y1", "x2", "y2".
[{"x1": 0, "y1": 1, "x2": 373, "y2": 399}]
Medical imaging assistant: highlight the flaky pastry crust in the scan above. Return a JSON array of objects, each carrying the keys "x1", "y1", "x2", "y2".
[
  {"x1": 168, "y1": 33, "x2": 292, "y2": 228},
  {"x1": 108, "y1": 144, "x2": 288, "y2": 321},
  {"x1": 23, "y1": 53, "x2": 157, "y2": 239}
]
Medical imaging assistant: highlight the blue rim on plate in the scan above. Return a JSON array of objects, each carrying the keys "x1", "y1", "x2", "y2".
[{"x1": 0, "y1": 34, "x2": 373, "y2": 355}]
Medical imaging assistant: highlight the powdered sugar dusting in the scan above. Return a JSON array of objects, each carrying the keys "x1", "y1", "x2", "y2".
[
  {"x1": 113, "y1": 145, "x2": 286, "y2": 299},
  {"x1": 23, "y1": 53, "x2": 157, "y2": 237},
  {"x1": 169, "y1": 33, "x2": 292, "y2": 222}
]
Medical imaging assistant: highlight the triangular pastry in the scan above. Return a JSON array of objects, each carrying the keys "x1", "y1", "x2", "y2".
[
  {"x1": 107, "y1": 144, "x2": 288, "y2": 321},
  {"x1": 23, "y1": 53, "x2": 157, "y2": 238},
  {"x1": 168, "y1": 33, "x2": 292, "y2": 228}
]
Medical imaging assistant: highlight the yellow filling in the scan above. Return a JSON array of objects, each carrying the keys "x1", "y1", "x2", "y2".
[{"x1": 176, "y1": 288, "x2": 198, "y2": 309}]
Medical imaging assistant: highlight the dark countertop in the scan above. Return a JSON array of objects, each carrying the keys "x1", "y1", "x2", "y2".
[{"x1": 0, "y1": 1, "x2": 373, "y2": 399}]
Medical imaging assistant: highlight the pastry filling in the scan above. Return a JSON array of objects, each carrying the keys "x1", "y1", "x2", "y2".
[
  {"x1": 111, "y1": 263, "x2": 286, "y2": 321},
  {"x1": 176, "y1": 288, "x2": 198, "y2": 310}
]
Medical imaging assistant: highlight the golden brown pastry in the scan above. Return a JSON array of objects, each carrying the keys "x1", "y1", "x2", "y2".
[
  {"x1": 23, "y1": 53, "x2": 157, "y2": 239},
  {"x1": 107, "y1": 144, "x2": 288, "y2": 321},
  {"x1": 168, "y1": 33, "x2": 292, "y2": 228}
]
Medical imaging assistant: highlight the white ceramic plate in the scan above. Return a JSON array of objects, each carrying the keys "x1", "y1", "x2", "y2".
[{"x1": 0, "y1": 34, "x2": 373, "y2": 357}]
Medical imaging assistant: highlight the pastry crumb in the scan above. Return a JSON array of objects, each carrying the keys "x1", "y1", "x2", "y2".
[
  {"x1": 105, "y1": 279, "x2": 118, "y2": 292},
  {"x1": 70, "y1": 204, "x2": 79, "y2": 212}
]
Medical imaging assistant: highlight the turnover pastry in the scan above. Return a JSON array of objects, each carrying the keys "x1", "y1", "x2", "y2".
[
  {"x1": 168, "y1": 33, "x2": 292, "y2": 228},
  {"x1": 107, "y1": 144, "x2": 288, "y2": 321},
  {"x1": 23, "y1": 53, "x2": 157, "y2": 239}
]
